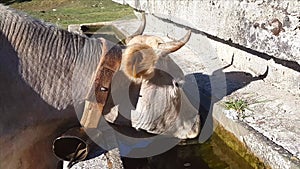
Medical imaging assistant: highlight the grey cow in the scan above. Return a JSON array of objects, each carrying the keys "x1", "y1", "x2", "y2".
[{"x1": 0, "y1": 5, "x2": 200, "y2": 169}]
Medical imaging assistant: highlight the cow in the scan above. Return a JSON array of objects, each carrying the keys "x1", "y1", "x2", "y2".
[
  {"x1": 103, "y1": 14, "x2": 200, "y2": 140},
  {"x1": 0, "y1": 4, "x2": 200, "y2": 169}
]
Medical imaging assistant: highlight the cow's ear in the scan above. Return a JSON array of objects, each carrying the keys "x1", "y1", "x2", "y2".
[{"x1": 122, "y1": 44, "x2": 158, "y2": 83}]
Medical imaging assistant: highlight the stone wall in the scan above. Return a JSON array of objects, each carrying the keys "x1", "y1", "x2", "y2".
[
  {"x1": 113, "y1": 0, "x2": 300, "y2": 96},
  {"x1": 114, "y1": 0, "x2": 300, "y2": 64}
]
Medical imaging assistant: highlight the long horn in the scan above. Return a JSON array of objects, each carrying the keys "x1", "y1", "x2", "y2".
[
  {"x1": 157, "y1": 30, "x2": 192, "y2": 57},
  {"x1": 125, "y1": 12, "x2": 146, "y2": 44}
]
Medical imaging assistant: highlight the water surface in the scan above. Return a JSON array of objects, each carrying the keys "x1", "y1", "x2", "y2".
[{"x1": 122, "y1": 133, "x2": 254, "y2": 169}]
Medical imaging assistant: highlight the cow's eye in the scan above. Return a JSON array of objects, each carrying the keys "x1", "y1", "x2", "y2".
[{"x1": 172, "y1": 79, "x2": 181, "y2": 88}]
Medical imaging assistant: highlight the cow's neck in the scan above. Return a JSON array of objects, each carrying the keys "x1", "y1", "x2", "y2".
[{"x1": 0, "y1": 6, "x2": 102, "y2": 110}]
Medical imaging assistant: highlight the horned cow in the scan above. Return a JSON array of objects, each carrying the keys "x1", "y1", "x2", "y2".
[{"x1": 104, "y1": 14, "x2": 200, "y2": 139}]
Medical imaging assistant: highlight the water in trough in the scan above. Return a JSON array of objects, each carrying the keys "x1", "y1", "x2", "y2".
[{"x1": 122, "y1": 132, "x2": 254, "y2": 169}]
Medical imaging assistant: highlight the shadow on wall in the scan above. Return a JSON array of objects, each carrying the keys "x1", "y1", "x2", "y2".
[
  {"x1": 0, "y1": 0, "x2": 31, "y2": 5},
  {"x1": 184, "y1": 55, "x2": 268, "y2": 140}
]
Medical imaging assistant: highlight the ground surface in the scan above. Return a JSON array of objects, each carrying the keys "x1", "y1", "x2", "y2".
[{"x1": 1, "y1": 0, "x2": 133, "y2": 28}]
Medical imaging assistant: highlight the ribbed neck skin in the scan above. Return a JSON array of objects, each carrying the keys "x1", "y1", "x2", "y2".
[{"x1": 0, "y1": 5, "x2": 103, "y2": 110}]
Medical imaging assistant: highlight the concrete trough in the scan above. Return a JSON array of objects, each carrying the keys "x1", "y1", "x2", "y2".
[{"x1": 110, "y1": 0, "x2": 300, "y2": 168}]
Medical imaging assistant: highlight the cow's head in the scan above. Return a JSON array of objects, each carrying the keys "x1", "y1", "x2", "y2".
[
  {"x1": 122, "y1": 13, "x2": 191, "y2": 83},
  {"x1": 104, "y1": 13, "x2": 200, "y2": 140}
]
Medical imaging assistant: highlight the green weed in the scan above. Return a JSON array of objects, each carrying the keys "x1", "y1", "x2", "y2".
[{"x1": 224, "y1": 99, "x2": 249, "y2": 113}]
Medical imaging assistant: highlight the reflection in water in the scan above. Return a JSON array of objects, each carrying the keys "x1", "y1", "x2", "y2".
[{"x1": 122, "y1": 133, "x2": 254, "y2": 169}]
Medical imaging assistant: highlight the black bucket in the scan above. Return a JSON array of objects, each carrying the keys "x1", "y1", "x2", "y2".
[{"x1": 53, "y1": 127, "x2": 91, "y2": 167}]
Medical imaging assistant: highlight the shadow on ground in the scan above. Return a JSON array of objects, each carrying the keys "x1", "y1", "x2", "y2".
[{"x1": 184, "y1": 56, "x2": 268, "y2": 142}]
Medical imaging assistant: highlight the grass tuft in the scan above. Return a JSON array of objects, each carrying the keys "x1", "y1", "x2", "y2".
[{"x1": 224, "y1": 99, "x2": 249, "y2": 113}]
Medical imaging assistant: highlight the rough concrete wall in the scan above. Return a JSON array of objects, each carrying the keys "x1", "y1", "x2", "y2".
[
  {"x1": 113, "y1": 0, "x2": 300, "y2": 65},
  {"x1": 113, "y1": 12, "x2": 299, "y2": 96}
]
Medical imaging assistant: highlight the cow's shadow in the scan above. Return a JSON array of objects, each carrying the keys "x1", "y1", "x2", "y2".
[{"x1": 183, "y1": 56, "x2": 268, "y2": 141}]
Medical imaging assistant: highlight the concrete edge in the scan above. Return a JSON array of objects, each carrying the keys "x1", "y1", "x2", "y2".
[
  {"x1": 213, "y1": 102, "x2": 300, "y2": 169},
  {"x1": 63, "y1": 148, "x2": 124, "y2": 169}
]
